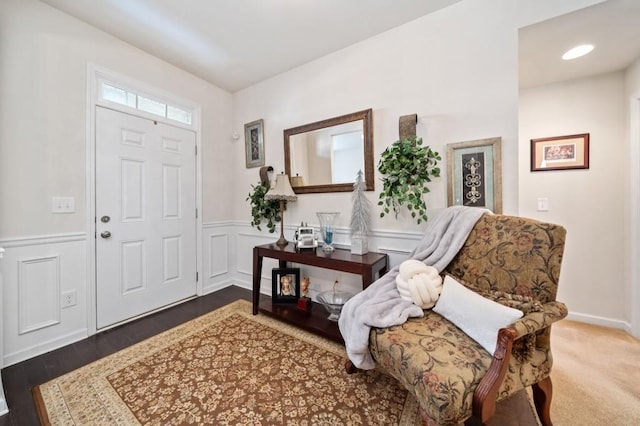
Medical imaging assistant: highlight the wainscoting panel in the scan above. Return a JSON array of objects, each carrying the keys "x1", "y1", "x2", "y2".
[
  {"x1": 235, "y1": 231, "x2": 280, "y2": 293},
  {"x1": 1, "y1": 220, "x2": 628, "y2": 367},
  {"x1": 1, "y1": 234, "x2": 88, "y2": 366},
  {"x1": 18, "y1": 255, "x2": 60, "y2": 334},
  {"x1": 201, "y1": 223, "x2": 234, "y2": 295},
  {"x1": 377, "y1": 246, "x2": 414, "y2": 271},
  {"x1": 207, "y1": 234, "x2": 228, "y2": 279}
]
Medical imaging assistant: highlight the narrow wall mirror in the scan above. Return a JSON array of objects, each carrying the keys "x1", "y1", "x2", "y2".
[{"x1": 284, "y1": 108, "x2": 374, "y2": 194}]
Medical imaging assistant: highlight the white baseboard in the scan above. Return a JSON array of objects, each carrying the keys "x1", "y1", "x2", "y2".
[
  {"x1": 201, "y1": 279, "x2": 234, "y2": 295},
  {"x1": 0, "y1": 373, "x2": 7, "y2": 416},
  {"x1": 566, "y1": 311, "x2": 631, "y2": 333},
  {"x1": 4, "y1": 328, "x2": 88, "y2": 367}
]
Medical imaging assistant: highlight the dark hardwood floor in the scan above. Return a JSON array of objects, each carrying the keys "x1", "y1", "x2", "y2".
[{"x1": 0, "y1": 285, "x2": 254, "y2": 426}]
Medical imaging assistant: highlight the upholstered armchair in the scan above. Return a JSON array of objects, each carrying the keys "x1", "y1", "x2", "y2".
[{"x1": 348, "y1": 214, "x2": 568, "y2": 425}]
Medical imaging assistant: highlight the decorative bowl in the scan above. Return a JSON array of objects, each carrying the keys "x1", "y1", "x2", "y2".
[{"x1": 316, "y1": 290, "x2": 353, "y2": 321}]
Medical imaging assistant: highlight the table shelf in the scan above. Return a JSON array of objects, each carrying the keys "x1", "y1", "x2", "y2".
[
  {"x1": 252, "y1": 242, "x2": 388, "y2": 342},
  {"x1": 258, "y1": 299, "x2": 342, "y2": 343}
]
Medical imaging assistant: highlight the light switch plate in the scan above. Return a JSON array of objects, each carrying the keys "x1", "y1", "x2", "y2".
[
  {"x1": 52, "y1": 197, "x2": 75, "y2": 213},
  {"x1": 537, "y1": 197, "x2": 549, "y2": 211}
]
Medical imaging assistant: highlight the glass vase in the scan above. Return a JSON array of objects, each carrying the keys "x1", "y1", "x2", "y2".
[{"x1": 317, "y1": 212, "x2": 339, "y2": 253}]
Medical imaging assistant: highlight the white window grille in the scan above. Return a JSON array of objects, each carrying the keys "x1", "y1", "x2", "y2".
[{"x1": 100, "y1": 82, "x2": 192, "y2": 125}]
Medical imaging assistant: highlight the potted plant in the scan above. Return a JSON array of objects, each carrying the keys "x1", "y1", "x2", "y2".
[
  {"x1": 377, "y1": 137, "x2": 441, "y2": 225},
  {"x1": 246, "y1": 181, "x2": 282, "y2": 233}
]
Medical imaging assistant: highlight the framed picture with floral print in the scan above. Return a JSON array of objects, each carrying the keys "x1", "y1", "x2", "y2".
[{"x1": 530, "y1": 133, "x2": 589, "y2": 171}]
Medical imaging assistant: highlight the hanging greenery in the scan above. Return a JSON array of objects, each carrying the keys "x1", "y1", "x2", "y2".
[
  {"x1": 246, "y1": 182, "x2": 282, "y2": 233},
  {"x1": 377, "y1": 137, "x2": 441, "y2": 225}
]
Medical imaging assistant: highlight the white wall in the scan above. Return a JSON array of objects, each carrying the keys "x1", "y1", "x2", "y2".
[
  {"x1": 0, "y1": 0, "x2": 233, "y2": 364},
  {"x1": 627, "y1": 58, "x2": 640, "y2": 94},
  {"x1": 232, "y1": 0, "x2": 603, "y2": 234},
  {"x1": 519, "y1": 71, "x2": 627, "y2": 327},
  {"x1": 231, "y1": 0, "x2": 612, "y2": 315},
  {"x1": 0, "y1": 0, "x2": 234, "y2": 239}
]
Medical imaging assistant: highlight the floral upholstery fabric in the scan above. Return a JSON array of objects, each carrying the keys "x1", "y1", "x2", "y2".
[
  {"x1": 369, "y1": 214, "x2": 568, "y2": 425},
  {"x1": 445, "y1": 214, "x2": 565, "y2": 304}
]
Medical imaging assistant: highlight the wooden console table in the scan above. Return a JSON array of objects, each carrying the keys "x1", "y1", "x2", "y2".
[{"x1": 252, "y1": 242, "x2": 388, "y2": 343}]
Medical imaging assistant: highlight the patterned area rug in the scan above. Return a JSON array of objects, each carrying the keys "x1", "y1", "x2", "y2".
[
  {"x1": 33, "y1": 299, "x2": 538, "y2": 425},
  {"x1": 34, "y1": 300, "x2": 419, "y2": 425}
]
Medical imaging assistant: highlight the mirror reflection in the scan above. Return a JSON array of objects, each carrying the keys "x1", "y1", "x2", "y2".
[{"x1": 284, "y1": 109, "x2": 374, "y2": 194}]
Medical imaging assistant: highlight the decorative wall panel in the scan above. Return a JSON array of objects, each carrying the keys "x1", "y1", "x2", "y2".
[
  {"x1": 18, "y1": 256, "x2": 60, "y2": 334},
  {"x1": 208, "y1": 234, "x2": 228, "y2": 278}
]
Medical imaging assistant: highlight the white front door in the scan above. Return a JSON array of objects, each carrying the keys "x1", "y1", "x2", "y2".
[{"x1": 96, "y1": 106, "x2": 197, "y2": 329}]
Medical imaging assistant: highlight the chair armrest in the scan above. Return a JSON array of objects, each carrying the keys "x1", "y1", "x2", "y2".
[
  {"x1": 509, "y1": 301, "x2": 568, "y2": 339},
  {"x1": 472, "y1": 301, "x2": 567, "y2": 422},
  {"x1": 473, "y1": 328, "x2": 517, "y2": 422}
]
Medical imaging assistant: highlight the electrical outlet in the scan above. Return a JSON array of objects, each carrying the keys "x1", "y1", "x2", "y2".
[{"x1": 61, "y1": 290, "x2": 77, "y2": 308}]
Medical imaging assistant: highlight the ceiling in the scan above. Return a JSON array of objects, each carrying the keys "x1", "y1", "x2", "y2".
[
  {"x1": 40, "y1": 0, "x2": 640, "y2": 92},
  {"x1": 40, "y1": 0, "x2": 462, "y2": 92},
  {"x1": 519, "y1": 0, "x2": 640, "y2": 89}
]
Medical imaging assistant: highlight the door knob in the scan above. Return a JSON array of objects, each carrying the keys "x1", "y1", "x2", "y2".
[{"x1": 100, "y1": 231, "x2": 112, "y2": 239}]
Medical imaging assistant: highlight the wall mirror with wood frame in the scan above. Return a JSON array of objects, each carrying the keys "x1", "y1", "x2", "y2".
[{"x1": 284, "y1": 108, "x2": 374, "y2": 194}]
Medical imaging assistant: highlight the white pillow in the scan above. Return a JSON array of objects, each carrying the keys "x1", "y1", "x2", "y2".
[{"x1": 433, "y1": 275, "x2": 523, "y2": 355}]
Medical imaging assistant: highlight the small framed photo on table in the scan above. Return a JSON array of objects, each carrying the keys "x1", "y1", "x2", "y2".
[
  {"x1": 530, "y1": 133, "x2": 589, "y2": 171},
  {"x1": 272, "y1": 268, "x2": 300, "y2": 304},
  {"x1": 244, "y1": 119, "x2": 265, "y2": 168}
]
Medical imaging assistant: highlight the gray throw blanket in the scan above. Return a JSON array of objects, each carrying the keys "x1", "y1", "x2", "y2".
[{"x1": 338, "y1": 206, "x2": 490, "y2": 369}]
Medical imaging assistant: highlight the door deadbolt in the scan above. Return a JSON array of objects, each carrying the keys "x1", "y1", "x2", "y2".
[
  {"x1": 100, "y1": 231, "x2": 112, "y2": 239},
  {"x1": 100, "y1": 215, "x2": 111, "y2": 223}
]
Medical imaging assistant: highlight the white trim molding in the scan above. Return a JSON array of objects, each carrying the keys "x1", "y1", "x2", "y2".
[
  {"x1": 0, "y1": 247, "x2": 8, "y2": 415},
  {"x1": 0, "y1": 232, "x2": 85, "y2": 248},
  {"x1": 629, "y1": 92, "x2": 640, "y2": 338}
]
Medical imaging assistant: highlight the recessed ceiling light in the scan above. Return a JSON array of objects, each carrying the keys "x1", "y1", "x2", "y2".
[{"x1": 562, "y1": 44, "x2": 594, "y2": 60}]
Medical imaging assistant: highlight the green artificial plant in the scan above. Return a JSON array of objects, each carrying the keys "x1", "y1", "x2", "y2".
[
  {"x1": 246, "y1": 182, "x2": 282, "y2": 233},
  {"x1": 377, "y1": 137, "x2": 441, "y2": 225}
]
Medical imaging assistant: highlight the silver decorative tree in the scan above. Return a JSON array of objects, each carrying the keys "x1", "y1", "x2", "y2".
[{"x1": 350, "y1": 170, "x2": 371, "y2": 254}]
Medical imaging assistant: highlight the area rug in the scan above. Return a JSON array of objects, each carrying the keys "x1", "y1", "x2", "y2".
[{"x1": 33, "y1": 299, "x2": 538, "y2": 425}]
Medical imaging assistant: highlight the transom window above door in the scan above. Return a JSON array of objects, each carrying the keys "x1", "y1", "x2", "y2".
[{"x1": 100, "y1": 82, "x2": 193, "y2": 126}]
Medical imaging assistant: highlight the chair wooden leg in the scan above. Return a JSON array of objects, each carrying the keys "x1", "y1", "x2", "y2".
[
  {"x1": 345, "y1": 360, "x2": 358, "y2": 374},
  {"x1": 532, "y1": 377, "x2": 553, "y2": 426}
]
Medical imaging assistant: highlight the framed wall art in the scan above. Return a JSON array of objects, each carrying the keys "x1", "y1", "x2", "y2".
[
  {"x1": 447, "y1": 137, "x2": 502, "y2": 214},
  {"x1": 244, "y1": 119, "x2": 265, "y2": 168},
  {"x1": 530, "y1": 133, "x2": 589, "y2": 171},
  {"x1": 272, "y1": 268, "x2": 300, "y2": 304}
]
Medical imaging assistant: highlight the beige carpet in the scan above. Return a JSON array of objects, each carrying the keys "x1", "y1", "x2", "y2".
[
  {"x1": 550, "y1": 319, "x2": 640, "y2": 425},
  {"x1": 33, "y1": 300, "x2": 539, "y2": 425}
]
